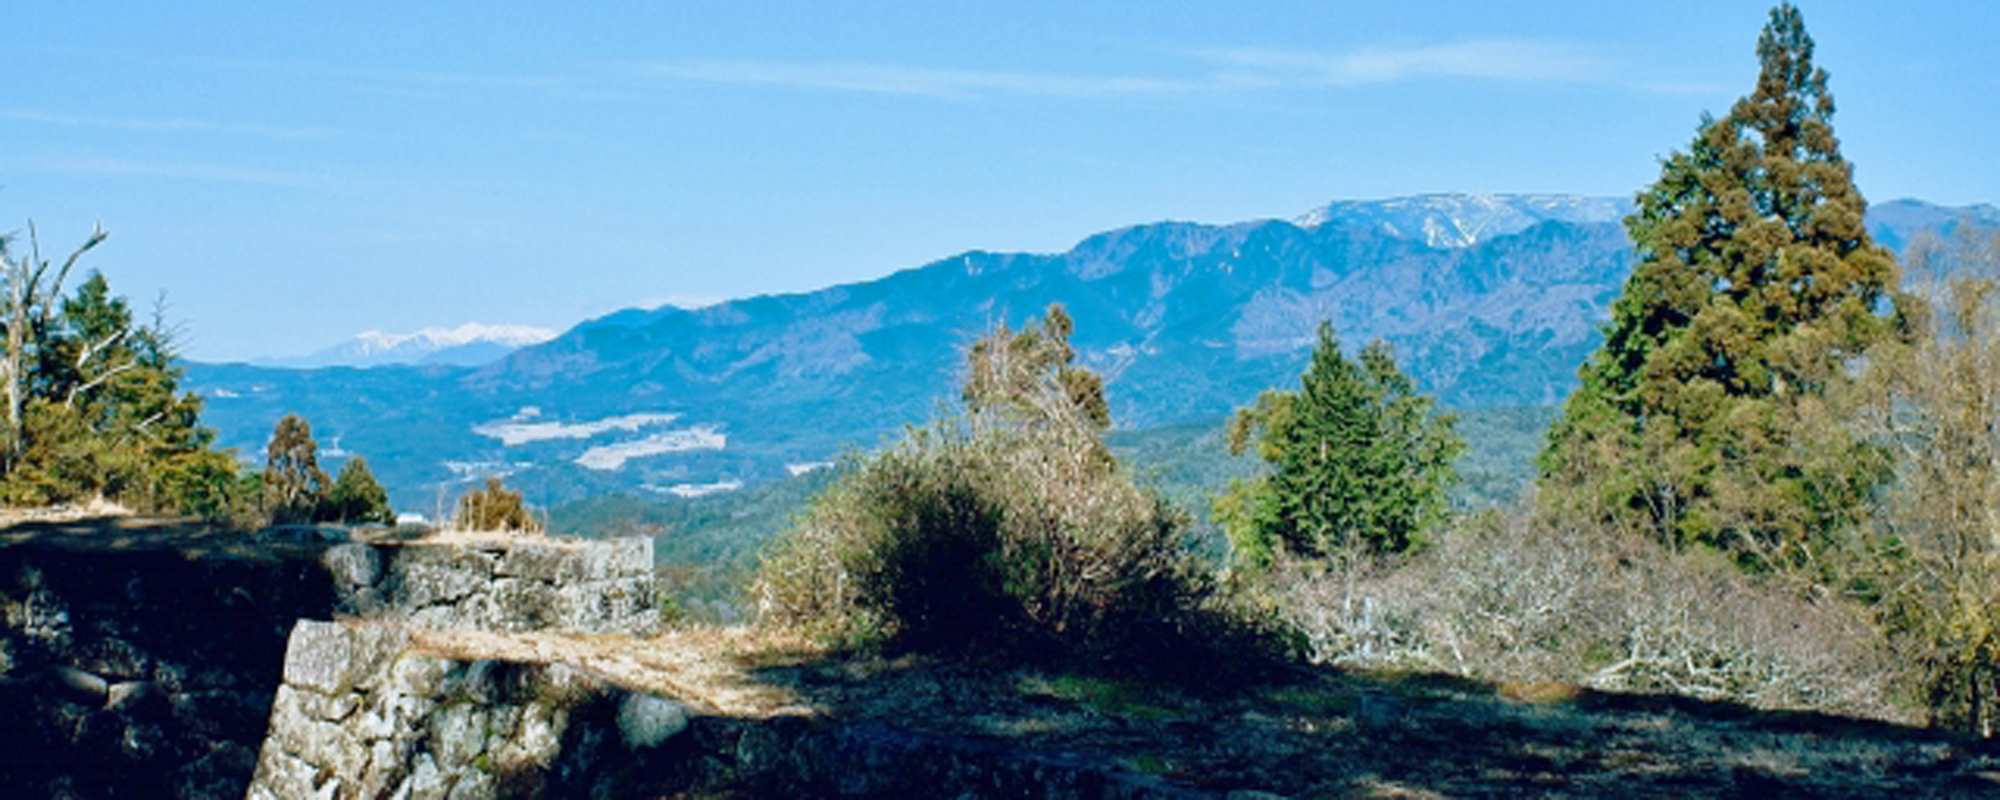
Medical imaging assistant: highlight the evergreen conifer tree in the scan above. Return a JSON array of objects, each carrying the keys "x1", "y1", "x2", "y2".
[
  {"x1": 325, "y1": 455, "x2": 395, "y2": 524},
  {"x1": 1540, "y1": 2, "x2": 1905, "y2": 562},
  {"x1": 1217, "y1": 323, "x2": 1461, "y2": 564}
]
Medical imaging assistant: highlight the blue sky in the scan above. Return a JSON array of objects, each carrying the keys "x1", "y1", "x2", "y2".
[{"x1": 7, "y1": 1, "x2": 1995, "y2": 361}]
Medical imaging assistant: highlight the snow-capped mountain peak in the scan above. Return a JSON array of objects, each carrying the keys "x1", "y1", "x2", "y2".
[
  {"x1": 1293, "y1": 193, "x2": 1631, "y2": 248},
  {"x1": 264, "y1": 323, "x2": 558, "y2": 368},
  {"x1": 350, "y1": 323, "x2": 556, "y2": 354}
]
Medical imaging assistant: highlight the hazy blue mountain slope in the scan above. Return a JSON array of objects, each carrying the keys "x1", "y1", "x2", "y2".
[
  {"x1": 184, "y1": 195, "x2": 1996, "y2": 511},
  {"x1": 1865, "y1": 198, "x2": 2000, "y2": 253},
  {"x1": 549, "y1": 404, "x2": 1562, "y2": 616}
]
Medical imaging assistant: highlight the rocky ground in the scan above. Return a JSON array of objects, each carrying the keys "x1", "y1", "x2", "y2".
[{"x1": 409, "y1": 626, "x2": 2000, "y2": 798}]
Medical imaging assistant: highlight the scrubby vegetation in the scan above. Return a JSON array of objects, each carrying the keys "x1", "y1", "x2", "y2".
[
  {"x1": 1844, "y1": 228, "x2": 2000, "y2": 737},
  {"x1": 754, "y1": 306, "x2": 1241, "y2": 666},
  {"x1": 1256, "y1": 511, "x2": 1902, "y2": 720},
  {"x1": 746, "y1": 4, "x2": 2000, "y2": 740},
  {"x1": 452, "y1": 476, "x2": 543, "y2": 533}
]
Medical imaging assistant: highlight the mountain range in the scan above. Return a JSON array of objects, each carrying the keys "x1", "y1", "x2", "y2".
[
  {"x1": 256, "y1": 323, "x2": 557, "y2": 369},
  {"x1": 183, "y1": 194, "x2": 1998, "y2": 512}
]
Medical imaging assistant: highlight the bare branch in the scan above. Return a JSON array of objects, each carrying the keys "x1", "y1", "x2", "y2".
[
  {"x1": 49, "y1": 223, "x2": 106, "y2": 300},
  {"x1": 146, "y1": 290, "x2": 188, "y2": 362},
  {"x1": 73, "y1": 328, "x2": 129, "y2": 373},
  {"x1": 64, "y1": 359, "x2": 139, "y2": 408},
  {"x1": 26, "y1": 221, "x2": 44, "y2": 293}
]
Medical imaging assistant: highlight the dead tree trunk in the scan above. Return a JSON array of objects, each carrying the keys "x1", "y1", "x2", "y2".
[{"x1": 0, "y1": 223, "x2": 108, "y2": 471}]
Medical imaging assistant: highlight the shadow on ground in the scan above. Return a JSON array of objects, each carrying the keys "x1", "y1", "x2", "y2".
[{"x1": 618, "y1": 637, "x2": 2000, "y2": 798}]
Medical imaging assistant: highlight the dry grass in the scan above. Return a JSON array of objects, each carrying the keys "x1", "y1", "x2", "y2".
[
  {"x1": 408, "y1": 625, "x2": 824, "y2": 718},
  {"x1": 0, "y1": 497, "x2": 133, "y2": 527},
  {"x1": 365, "y1": 527, "x2": 568, "y2": 549}
]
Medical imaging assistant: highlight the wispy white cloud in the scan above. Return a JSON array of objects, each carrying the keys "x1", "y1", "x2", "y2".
[
  {"x1": 2, "y1": 107, "x2": 336, "y2": 139},
  {"x1": 1196, "y1": 40, "x2": 1607, "y2": 87},
  {"x1": 634, "y1": 39, "x2": 1705, "y2": 99},
  {"x1": 17, "y1": 155, "x2": 336, "y2": 189},
  {"x1": 635, "y1": 59, "x2": 1211, "y2": 99}
]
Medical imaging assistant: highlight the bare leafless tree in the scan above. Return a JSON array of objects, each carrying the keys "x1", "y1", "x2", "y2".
[
  {"x1": 0, "y1": 222, "x2": 107, "y2": 468},
  {"x1": 1848, "y1": 226, "x2": 2000, "y2": 737}
]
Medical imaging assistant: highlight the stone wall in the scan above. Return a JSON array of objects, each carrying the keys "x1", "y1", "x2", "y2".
[
  {"x1": 0, "y1": 524, "x2": 340, "y2": 799},
  {"x1": 248, "y1": 621, "x2": 681, "y2": 799},
  {"x1": 329, "y1": 536, "x2": 656, "y2": 635},
  {"x1": 0, "y1": 520, "x2": 658, "y2": 800}
]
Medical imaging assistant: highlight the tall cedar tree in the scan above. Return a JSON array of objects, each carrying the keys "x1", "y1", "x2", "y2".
[
  {"x1": 264, "y1": 414, "x2": 330, "y2": 524},
  {"x1": 1539, "y1": 3, "x2": 1904, "y2": 563},
  {"x1": 1217, "y1": 323, "x2": 1462, "y2": 564}
]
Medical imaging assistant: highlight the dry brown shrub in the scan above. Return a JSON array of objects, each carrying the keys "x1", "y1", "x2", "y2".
[
  {"x1": 1844, "y1": 227, "x2": 2000, "y2": 736},
  {"x1": 1263, "y1": 509, "x2": 1906, "y2": 721},
  {"x1": 451, "y1": 476, "x2": 543, "y2": 534},
  {"x1": 755, "y1": 310, "x2": 1241, "y2": 666},
  {"x1": 752, "y1": 416, "x2": 1211, "y2": 662}
]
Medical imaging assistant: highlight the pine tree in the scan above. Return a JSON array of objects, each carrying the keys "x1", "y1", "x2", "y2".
[
  {"x1": 324, "y1": 455, "x2": 394, "y2": 525},
  {"x1": 264, "y1": 414, "x2": 329, "y2": 524},
  {"x1": 1540, "y1": 3, "x2": 1904, "y2": 563},
  {"x1": 1217, "y1": 323, "x2": 1461, "y2": 564}
]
